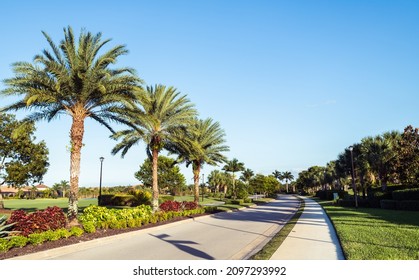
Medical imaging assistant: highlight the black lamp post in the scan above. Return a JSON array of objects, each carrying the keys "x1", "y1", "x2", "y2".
[
  {"x1": 99, "y1": 156, "x2": 104, "y2": 206},
  {"x1": 348, "y1": 146, "x2": 358, "y2": 208},
  {"x1": 202, "y1": 173, "x2": 205, "y2": 202}
]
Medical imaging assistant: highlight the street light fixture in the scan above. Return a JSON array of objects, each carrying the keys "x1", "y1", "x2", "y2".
[
  {"x1": 99, "y1": 157, "x2": 104, "y2": 206},
  {"x1": 202, "y1": 173, "x2": 205, "y2": 202},
  {"x1": 348, "y1": 146, "x2": 358, "y2": 208}
]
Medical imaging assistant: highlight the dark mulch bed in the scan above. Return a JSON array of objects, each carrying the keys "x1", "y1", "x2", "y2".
[{"x1": 0, "y1": 214, "x2": 209, "y2": 260}]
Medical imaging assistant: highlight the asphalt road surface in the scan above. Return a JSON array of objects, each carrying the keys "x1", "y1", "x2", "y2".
[{"x1": 25, "y1": 195, "x2": 300, "y2": 260}]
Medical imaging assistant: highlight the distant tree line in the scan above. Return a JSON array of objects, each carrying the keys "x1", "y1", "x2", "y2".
[{"x1": 295, "y1": 125, "x2": 419, "y2": 195}]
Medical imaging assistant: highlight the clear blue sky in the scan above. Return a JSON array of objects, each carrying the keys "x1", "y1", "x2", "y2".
[{"x1": 1, "y1": 0, "x2": 418, "y2": 187}]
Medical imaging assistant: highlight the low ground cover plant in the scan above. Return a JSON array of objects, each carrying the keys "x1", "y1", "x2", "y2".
[{"x1": 0, "y1": 200, "x2": 206, "y2": 254}]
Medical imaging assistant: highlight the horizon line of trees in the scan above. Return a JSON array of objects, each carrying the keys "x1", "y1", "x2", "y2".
[{"x1": 295, "y1": 125, "x2": 419, "y2": 195}]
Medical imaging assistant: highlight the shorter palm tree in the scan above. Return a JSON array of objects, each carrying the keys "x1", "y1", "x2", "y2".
[
  {"x1": 223, "y1": 158, "x2": 245, "y2": 199},
  {"x1": 240, "y1": 168, "x2": 254, "y2": 185},
  {"x1": 111, "y1": 85, "x2": 197, "y2": 211},
  {"x1": 168, "y1": 118, "x2": 229, "y2": 202}
]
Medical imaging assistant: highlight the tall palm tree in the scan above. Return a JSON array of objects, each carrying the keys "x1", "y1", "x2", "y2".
[
  {"x1": 1, "y1": 27, "x2": 141, "y2": 223},
  {"x1": 222, "y1": 158, "x2": 245, "y2": 198},
  {"x1": 168, "y1": 118, "x2": 229, "y2": 202},
  {"x1": 111, "y1": 84, "x2": 197, "y2": 211},
  {"x1": 361, "y1": 131, "x2": 400, "y2": 191},
  {"x1": 281, "y1": 171, "x2": 294, "y2": 193}
]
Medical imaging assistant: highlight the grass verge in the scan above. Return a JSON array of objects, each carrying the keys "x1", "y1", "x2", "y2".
[
  {"x1": 318, "y1": 200, "x2": 419, "y2": 260},
  {"x1": 248, "y1": 196, "x2": 305, "y2": 260}
]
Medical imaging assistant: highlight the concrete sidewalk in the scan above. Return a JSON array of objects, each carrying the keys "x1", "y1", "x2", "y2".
[{"x1": 270, "y1": 196, "x2": 345, "y2": 260}]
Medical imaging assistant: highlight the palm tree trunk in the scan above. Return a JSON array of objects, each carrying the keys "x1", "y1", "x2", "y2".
[
  {"x1": 232, "y1": 172, "x2": 237, "y2": 199},
  {"x1": 152, "y1": 149, "x2": 159, "y2": 212},
  {"x1": 193, "y1": 163, "x2": 201, "y2": 203},
  {"x1": 0, "y1": 192, "x2": 4, "y2": 209},
  {"x1": 68, "y1": 116, "x2": 85, "y2": 224}
]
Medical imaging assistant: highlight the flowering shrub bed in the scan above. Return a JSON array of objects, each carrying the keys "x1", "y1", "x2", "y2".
[
  {"x1": 7, "y1": 206, "x2": 67, "y2": 236},
  {"x1": 1, "y1": 202, "x2": 205, "y2": 254},
  {"x1": 159, "y1": 201, "x2": 199, "y2": 212}
]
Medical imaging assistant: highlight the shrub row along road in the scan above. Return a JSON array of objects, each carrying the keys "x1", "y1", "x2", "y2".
[{"x1": 13, "y1": 196, "x2": 300, "y2": 260}]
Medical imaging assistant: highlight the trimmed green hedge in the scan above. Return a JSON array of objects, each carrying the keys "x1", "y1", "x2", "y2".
[
  {"x1": 392, "y1": 188, "x2": 419, "y2": 201},
  {"x1": 380, "y1": 199, "x2": 419, "y2": 211},
  {"x1": 316, "y1": 190, "x2": 348, "y2": 200}
]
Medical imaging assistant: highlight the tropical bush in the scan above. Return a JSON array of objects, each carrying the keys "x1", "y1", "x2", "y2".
[
  {"x1": 8, "y1": 235, "x2": 28, "y2": 248},
  {"x1": 27, "y1": 232, "x2": 46, "y2": 245},
  {"x1": 110, "y1": 194, "x2": 136, "y2": 206},
  {"x1": 159, "y1": 201, "x2": 182, "y2": 212},
  {"x1": 7, "y1": 206, "x2": 67, "y2": 236},
  {"x1": 230, "y1": 199, "x2": 243, "y2": 205},
  {"x1": 1, "y1": 215, "x2": 16, "y2": 239},
  {"x1": 79, "y1": 205, "x2": 153, "y2": 230},
  {"x1": 159, "y1": 201, "x2": 199, "y2": 212},
  {"x1": 128, "y1": 189, "x2": 152, "y2": 206},
  {"x1": 0, "y1": 239, "x2": 12, "y2": 252},
  {"x1": 69, "y1": 226, "x2": 84, "y2": 237}
]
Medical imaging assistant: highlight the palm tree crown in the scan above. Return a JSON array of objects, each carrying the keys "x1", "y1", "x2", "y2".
[
  {"x1": 111, "y1": 84, "x2": 197, "y2": 210},
  {"x1": 169, "y1": 117, "x2": 229, "y2": 202},
  {"x1": 1, "y1": 26, "x2": 142, "y2": 222},
  {"x1": 223, "y1": 158, "x2": 245, "y2": 198}
]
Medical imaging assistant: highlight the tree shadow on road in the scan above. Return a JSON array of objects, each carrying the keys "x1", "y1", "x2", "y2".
[{"x1": 150, "y1": 233, "x2": 215, "y2": 260}]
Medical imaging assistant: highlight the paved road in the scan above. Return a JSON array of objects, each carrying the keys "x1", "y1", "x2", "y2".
[{"x1": 12, "y1": 195, "x2": 300, "y2": 260}]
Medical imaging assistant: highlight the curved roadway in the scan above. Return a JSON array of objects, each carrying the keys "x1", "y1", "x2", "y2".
[{"x1": 12, "y1": 195, "x2": 300, "y2": 260}]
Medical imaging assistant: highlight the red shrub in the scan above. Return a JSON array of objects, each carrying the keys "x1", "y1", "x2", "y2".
[
  {"x1": 8, "y1": 206, "x2": 67, "y2": 236},
  {"x1": 159, "y1": 201, "x2": 199, "y2": 212},
  {"x1": 181, "y1": 201, "x2": 198, "y2": 210},
  {"x1": 159, "y1": 200, "x2": 182, "y2": 212}
]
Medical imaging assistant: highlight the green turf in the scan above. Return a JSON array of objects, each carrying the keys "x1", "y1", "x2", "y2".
[
  {"x1": 319, "y1": 200, "x2": 419, "y2": 260},
  {"x1": 2, "y1": 198, "x2": 97, "y2": 213}
]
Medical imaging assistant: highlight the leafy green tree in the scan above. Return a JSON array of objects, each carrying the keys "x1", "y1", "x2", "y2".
[
  {"x1": 1, "y1": 27, "x2": 142, "y2": 223},
  {"x1": 395, "y1": 125, "x2": 419, "y2": 185},
  {"x1": 0, "y1": 113, "x2": 49, "y2": 187},
  {"x1": 168, "y1": 118, "x2": 229, "y2": 202},
  {"x1": 111, "y1": 85, "x2": 197, "y2": 211},
  {"x1": 249, "y1": 174, "x2": 280, "y2": 197},
  {"x1": 135, "y1": 156, "x2": 187, "y2": 196},
  {"x1": 295, "y1": 166, "x2": 325, "y2": 194},
  {"x1": 222, "y1": 158, "x2": 245, "y2": 199}
]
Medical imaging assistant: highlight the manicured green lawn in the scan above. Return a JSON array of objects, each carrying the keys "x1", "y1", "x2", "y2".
[
  {"x1": 3, "y1": 198, "x2": 97, "y2": 212},
  {"x1": 319, "y1": 200, "x2": 419, "y2": 260},
  {"x1": 1, "y1": 195, "x2": 254, "y2": 214}
]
